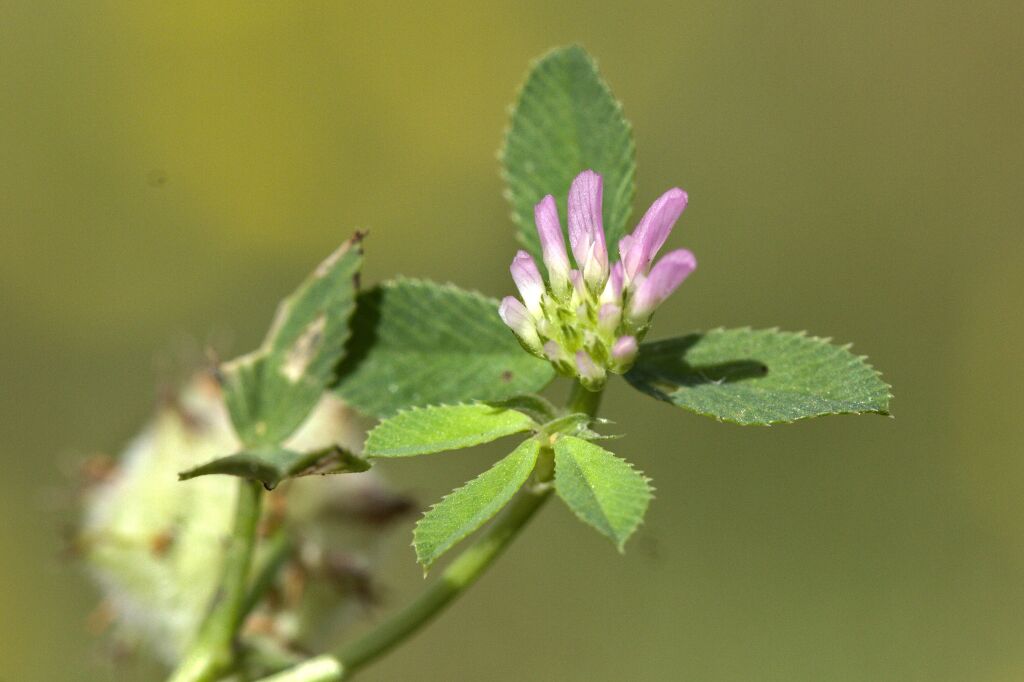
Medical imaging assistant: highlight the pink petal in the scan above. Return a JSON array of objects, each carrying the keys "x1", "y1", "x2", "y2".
[
  {"x1": 510, "y1": 250, "x2": 544, "y2": 316},
  {"x1": 627, "y1": 249, "x2": 697, "y2": 323},
  {"x1": 499, "y1": 296, "x2": 541, "y2": 351},
  {"x1": 567, "y1": 170, "x2": 607, "y2": 281},
  {"x1": 611, "y1": 335, "x2": 638, "y2": 366},
  {"x1": 534, "y1": 195, "x2": 571, "y2": 294},
  {"x1": 622, "y1": 188, "x2": 688, "y2": 280}
]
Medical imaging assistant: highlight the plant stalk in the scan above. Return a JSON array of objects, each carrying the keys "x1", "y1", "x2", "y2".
[
  {"x1": 256, "y1": 381, "x2": 605, "y2": 682},
  {"x1": 168, "y1": 479, "x2": 264, "y2": 682}
]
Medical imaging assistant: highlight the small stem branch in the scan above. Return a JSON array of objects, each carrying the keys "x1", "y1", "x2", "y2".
[
  {"x1": 337, "y1": 482, "x2": 551, "y2": 678},
  {"x1": 169, "y1": 479, "x2": 263, "y2": 682},
  {"x1": 256, "y1": 381, "x2": 605, "y2": 682},
  {"x1": 258, "y1": 655, "x2": 344, "y2": 682}
]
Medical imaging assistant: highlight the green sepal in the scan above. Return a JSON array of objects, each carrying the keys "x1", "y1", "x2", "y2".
[
  {"x1": 364, "y1": 403, "x2": 537, "y2": 458},
  {"x1": 414, "y1": 439, "x2": 541, "y2": 570},
  {"x1": 625, "y1": 328, "x2": 892, "y2": 425},
  {"x1": 178, "y1": 445, "x2": 371, "y2": 490}
]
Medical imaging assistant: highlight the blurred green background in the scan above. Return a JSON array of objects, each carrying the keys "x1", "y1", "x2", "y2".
[{"x1": 2, "y1": 2, "x2": 1022, "y2": 680}]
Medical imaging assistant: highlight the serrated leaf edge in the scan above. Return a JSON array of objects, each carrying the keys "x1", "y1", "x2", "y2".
[{"x1": 633, "y1": 327, "x2": 892, "y2": 426}]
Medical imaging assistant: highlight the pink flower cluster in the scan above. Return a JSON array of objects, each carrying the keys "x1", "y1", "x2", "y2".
[{"x1": 500, "y1": 169, "x2": 696, "y2": 389}]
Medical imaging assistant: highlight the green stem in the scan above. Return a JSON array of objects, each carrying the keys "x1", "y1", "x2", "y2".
[
  {"x1": 241, "y1": 528, "x2": 294, "y2": 620},
  {"x1": 338, "y1": 479, "x2": 551, "y2": 678},
  {"x1": 568, "y1": 380, "x2": 604, "y2": 416},
  {"x1": 169, "y1": 479, "x2": 263, "y2": 682},
  {"x1": 256, "y1": 380, "x2": 606, "y2": 682}
]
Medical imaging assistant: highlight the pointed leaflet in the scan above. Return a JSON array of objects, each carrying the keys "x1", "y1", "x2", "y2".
[
  {"x1": 501, "y1": 45, "x2": 636, "y2": 263},
  {"x1": 624, "y1": 328, "x2": 892, "y2": 425},
  {"x1": 332, "y1": 279, "x2": 555, "y2": 416},
  {"x1": 553, "y1": 436, "x2": 651, "y2": 551},
  {"x1": 222, "y1": 236, "x2": 363, "y2": 447},
  {"x1": 178, "y1": 446, "x2": 370, "y2": 490},
  {"x1": 414, "y1": 439, "x2": 540, "y2": 569},
  {"x1": 364, "y1": 404, "x2": 537, "y2": 458}
]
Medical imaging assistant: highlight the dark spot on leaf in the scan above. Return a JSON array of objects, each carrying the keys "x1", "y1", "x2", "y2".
[{"x1": 501, "y1": 370, "x2": 514, "y2": 382}]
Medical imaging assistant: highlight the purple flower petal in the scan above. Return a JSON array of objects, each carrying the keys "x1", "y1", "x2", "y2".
[
  {"x1": 567, "y1": 170, "x2": 608, "y2": 287},
  {"x1": 534, "y1": 195, "x2": 571, "y2": 296},
  {"x1": 543, "y1": 341, "x2": 572, "y2": 374},
  {"x1": 600, "y1": 261, "x2": 624, "y2": 305},
  {"x1": 575, "y1": 349, "x2": 606, "y2": 386},
  {"x1": 598, "y1": 303, "x2": 621, "y2": 336},
  {"x1": 510, "y1": 250, "x2": 544, "y2": 316},
  {"x1": 621, "y1": 188, "x2": 688, "y2": 280},
  {"x1": 626, "y1": 249, "x2": 697, "y2": 323},
  {"x1": 611, "y1": 335, "x2": 638, "y2": 368},
  {"x1": 499, "y1": 296, "x2": 542, "y2": 351}
]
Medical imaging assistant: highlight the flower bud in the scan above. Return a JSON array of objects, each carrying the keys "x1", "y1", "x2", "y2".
[
  {"x1": 610, "y1": 335, "x2": 639, "y2": 372},
  {"x1": 499, "y1": 296, "x2": 543, "y2": 353},
  {"x1": 626, "y1": 249, "x2": 696, "y2": 324},
  {"x1": 510, "y1": 250, "x2": 544, "y2": 317},
  {"x1": 567, "y1": 170, "x2": 608, "y2": 290},
  {"x1": 620, "y1": 188, "x2": 688, "y2": 281},
  {"x1": 574, "y1": 350, "x2": 607, "y2": 390},
  {"x1": 543, "y1": 340, "x2": 574, "y2": 375},
  {"x1": 534, "y1": 195, "x2": 571, "y2": 297},
  {"x1": 597, "y1": 303, "x2": 621, "y2": 337}
]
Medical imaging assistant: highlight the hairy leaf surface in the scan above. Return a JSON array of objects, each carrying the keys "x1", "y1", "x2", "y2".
[
  {"x1": 333, "y1": 279, "x2": 555, "y2": 416},
  {"x1": 553, "y1": 436, "x2": 651, "y2": 550},
  {"x1": 365, "y1": 404, "x2": 537, "y2": 458},
  {"x1": 625, "y1": 328, "x2": 891, "y2": 425},
  {"x1": 502, "y1": 45, "x2": 636, "y2": 262},
  {"x1": 414, "y1": 439, "x2": 540, "y2": 569},
  {"x1": 222, "y1": 236, "x2": 362, "y2": 446}
]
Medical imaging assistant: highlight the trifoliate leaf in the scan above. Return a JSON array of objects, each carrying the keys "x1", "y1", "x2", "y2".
[
  {"x1": 179, "y1": 445, "x2": 370, "y2": 490},
  {"x1": 553, "y1": 436, "x2": 651, "y2": 551},
  {"x1": 501, "y1": 45, "x2": 636, "y2": 262},
  {"x1": 332, "y1": 279, "x2": 555, "y2": 416},
  {"x1": 364, "y1": 404, "x2": 537, "y2": 458},
  {"x1": 222, "y1": 235, "x2": 363, "y2": 447},
  {"x1": 414, "y1": 439, "x2": 540, "y2": 569},
  {"x1": 625, "y1": 328, "x2": 892, "y2": 425}
]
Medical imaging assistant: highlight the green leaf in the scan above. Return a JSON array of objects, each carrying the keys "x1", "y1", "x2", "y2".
[
  {"x1": 624, "y1": 328, "x2": 892, "y2": 425},
  {"x1": 222, "y1": 235, "x2": 363, "y2": 447},
  {"x1": 485, "y1": 394, "x2": 559, "y2": 423},
  {"x1": 365, "y1": 403, "x2": 537, "y2": 458},
  {"x1": 553, "y1": 436, "x2": 651, "y2": 551},
  {"x1": 332, "y1": 278, "x2": 555, "y2": 416},
  {"x1": 178, "y1": 445, "x2": 371, "y2": 490},
  {"x1": 414, "y1": 439, "x2": 540, "y2": 569},
  {"x1": 501, "y1": 45, "x2": 636, "y2": 262}
]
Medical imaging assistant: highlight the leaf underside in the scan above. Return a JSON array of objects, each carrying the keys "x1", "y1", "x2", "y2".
[
  {"x1": 553, "y1": 436, "x2": 651, "y2": 551},
  {"x1": 179, "y1": 446, "x2": 370, "y2": 490},
  {"x1": 501, "y1": 44, "x2": 636, "y2": 263},
  {"x1": 332, "y1": 278, "x2": 555, "y2": 417},
  {"x1": 414, "y1": 439, "x2": 541, "y2": 570},
  {"x1": 364, "y1": 403, "x2": 537, "y2": 458},
  {"x1": 625, "y1": 328, "x2": 892, "y2": 425},
  {"x1": 222, "y1": 236, "x2": 363, "y2": 447}
]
